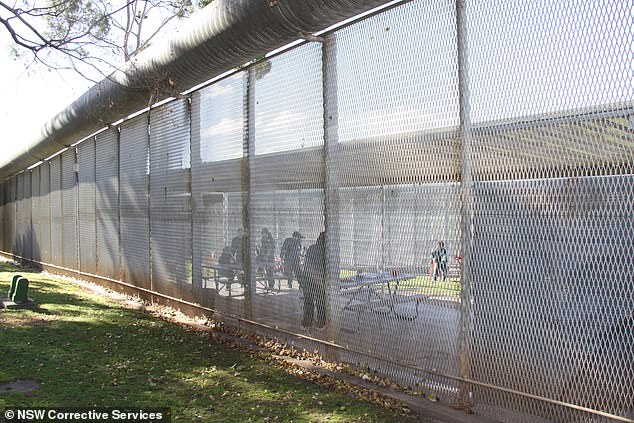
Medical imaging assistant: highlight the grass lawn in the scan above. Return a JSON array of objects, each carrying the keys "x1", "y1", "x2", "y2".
[
  {"x1": 340, "y1": 269, "x2": 461, "y2": 301},
  {"x1": 0, "y1": 260, "x2": 413, "y2": 422},
  {"x1": 401, "y1": 277, "x2": 461, "y2": 300}
]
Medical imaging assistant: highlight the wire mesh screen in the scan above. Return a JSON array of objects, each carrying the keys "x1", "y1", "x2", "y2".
[
  {"x1": 49, "y1": 156, "x2": 63, "y2": 266},
  {"x1": 15, "y1": 172, "x2": 30, "y2": 259},
  {"x1": 190, "y1": 72, "x2": 247, "y2": 313},
  {"x1": 250, "y1": 43, "x2": 325, "y2": 331},
  {"x1": 7, "y1": 177, "x2": 16, "y2": 255},
  {"x1": 78, "y1": 138, "x2": 97, "y2": 274},
  {"x1": 1, "y1": 0, "x2": 633, "y2": 421},
  {"x1": 465, "y1": 1, "x2": 634, "y2": 421},
  {"x1": 325, "y1": 0, "x2": 462, "y2": 398},
  {"x1": 30, "y1": 167, "x2": 41, "y2": 262},
  {"x1": 149, "y1": 100, "x2": 192, "y2": 296},
  {"x1": 61, "y1": 149, "x2": 78, "y2": 270},
  {"x1": 120, "y1": 114, "x2": 151, "y2": 289},
  {"x1": 94, "y1": 129, "x2": 120, "y2": 279},
  {"x1": 37, "y1": 162, "x2": 51, "y2": 264},
  {"x1": 15, "y1": 174, "x2": 24, "y2": 257}
]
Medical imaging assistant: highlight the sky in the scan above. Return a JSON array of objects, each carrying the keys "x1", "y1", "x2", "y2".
[{"x1": 0, "y1": 36, "x2": 94, "y2": 159}]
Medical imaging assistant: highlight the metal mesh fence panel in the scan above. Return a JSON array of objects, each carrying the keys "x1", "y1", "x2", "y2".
[
  {"x1": 323, "y1": 0, "x2": 462, "y2": 399},
  {"x1": 78, "y1": 138, "x2": 97, "y2": 274},
  {"x1": 30, "y1": 167, "x2": 41, "y2": 262},
  {"x1": 3, "y1": 180, "x2": 14, "y2": 254},
  {"x1": 95, "y1": 128, "x2": 120, "y2": 280},
  {"x1": 191, "y1": 72, "x2": 247, "y2": 313},
  {"x1": 15, "y1": 173, "x2": 24, "y2": 257},
  {"x1": 37, "y1": 162, "x2": 51, "y2": 264},
  {"x1": 8, "y1": 177, "x2": 16, "y2": 254},
  {"x1": 49, "y1": 156, "x2": 63, "y2": 266},
  {"x1": 149, "y1": 99, "x2": 192, "y2": 297},
  {"x1": 465, "y1": 1, "x2": 634, "y2": 421},
  {"x1": 15, "y1": 174, "x2": 22, "y2": 256},
  {"x1": 61, "y1": 148, "x2": 78, "y2": 270},
  {"x1": 120, "y1": 114, "x2": 150, "y2": 288},
  {"x1": 15, "y1": 172, "x2": 31, "y2": 258},
  {"x1": 250, "y1": 43, "x2": 325, "y2": 331}
]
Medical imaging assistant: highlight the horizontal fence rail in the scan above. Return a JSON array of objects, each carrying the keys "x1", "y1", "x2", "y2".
[{"x1": 1, "y1": 1, "x2": 633, "y2": 422}]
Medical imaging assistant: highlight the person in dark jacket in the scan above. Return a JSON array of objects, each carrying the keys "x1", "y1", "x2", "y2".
[
  {"x1": 431, "y1": 240, "x2": 448, "y2": 282},
  {"x1": 218, "y1": 246, "x2": 236, "y2": 280},
  {"x1": 231, "y1": 228, "x2": 245, "y2": 265},
  {"x1": 300, "y1": 232, "x2": 326, "y2": 328},
  {"x1": 281, "y1": 231, "x2": 304, "y2": 288},
  {"x1": 256, "y1": 228, "x2": 276, "y2": 288}
]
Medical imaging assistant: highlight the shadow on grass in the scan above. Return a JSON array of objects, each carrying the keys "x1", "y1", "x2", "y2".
[
  {"x1": 0, "y1": 261, "x2": 411, "y2": 422},
  {"x1": 0, "y1": 263, "x2": 120, "y2": 318}
]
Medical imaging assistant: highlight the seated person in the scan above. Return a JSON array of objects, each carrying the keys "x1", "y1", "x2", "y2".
[{"x1": 218, "y1": 246, "x2": 236, "y2": 280}]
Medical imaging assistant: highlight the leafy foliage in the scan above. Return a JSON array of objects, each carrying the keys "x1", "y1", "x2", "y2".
[{"x1": 1, "y1": 0, "x2": 203, "y2": 80}]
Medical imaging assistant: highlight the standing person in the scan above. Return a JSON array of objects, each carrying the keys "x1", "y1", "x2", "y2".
[
  {"x1": 300, "y1": 232, "x2": 326, "y2": 328},
  {"x1": 257, "y1": 228, "x2": 276, "y2": 288},
  {"x1": 231, "y1": 228, "x2": 245, "y2": 264},
  {"x1": 230, "y1": 228, "x2": 246, "y2": 285},
  {"x1": 431, "y1": 240, "x2": 448, "y2": 282},
  {"x1": 281, "y1": 231, "x2": 304, "y2": 288}
]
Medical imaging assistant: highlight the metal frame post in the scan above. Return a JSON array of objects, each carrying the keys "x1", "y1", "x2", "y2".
[
  {"x1": 323, "y1": 33, "x2": 340, "y2": 350},
  {"x1": 456, "y1": 0, "x2": 474, "y2": 410},
  {"x1": 244, "y1": 69, "x2": 256, "y2": 320}
]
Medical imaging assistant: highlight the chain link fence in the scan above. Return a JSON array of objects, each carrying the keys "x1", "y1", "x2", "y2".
[{"x1": 1, "y1": 0, "x2": 632, "y2": 421}]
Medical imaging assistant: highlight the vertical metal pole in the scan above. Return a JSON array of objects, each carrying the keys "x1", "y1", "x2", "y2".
[
  {"x1": 146, "y1": 112, "x2": 153, "y2": 292},
  {"x1": 186, "y1": 96, "x2": 196, "y2": 289},
  {"x1": 75, "y1": 147, "x2": 80, "y2": 271},
  {"x1": 47, "y1": 161, "x2": 52, "y2": 264},
  {"x1": 116, "y1": 127, "x2": 123, "y2": 282},
  {"x1": 93, "y1": 137, "x2": 97, "y2": 275},
  {"x1": 244, "y1": 69, "x2": 256, "y2": 320},
  {"x1": 27, "y1": 170, "x2": 33, "y2": 260},
  {"x1": 59, "y1": 156, "x2": 65, "y2": 266},
  {"x1": 380, "y1": 185, "x2": 385, "y2": 270},
  {"x1": 456, "y1": 0, "x2": 474, "y2": 409},
  {"x1": 323, "y1": 33, "x2": 340, "y2": 351}
]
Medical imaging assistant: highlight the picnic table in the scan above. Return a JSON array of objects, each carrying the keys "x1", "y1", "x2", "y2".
[
  {"x1": 202, "y1": 263, "x2": 294, "y2": 295},
  {"x1": 202, "y1": 263, "x2": 245, "y2": 295},
  {"x1": 339, "y1": 269, "x2": 425, "y2": 330}
]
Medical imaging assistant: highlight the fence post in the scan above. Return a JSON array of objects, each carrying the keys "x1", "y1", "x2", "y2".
[
  {"x1": 244, "y1": 69, "x2": 256, "y2": 321},
  {"x1": 456, "y1": 0, "x2": 474, "y2": 410},
  {"x1": 323, "y1": 33, "x2": 340, "y2": 356}
]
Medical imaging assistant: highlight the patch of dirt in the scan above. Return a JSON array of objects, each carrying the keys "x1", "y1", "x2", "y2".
[
  {"x1": 0, "y1": 312, "x2": 58, "y2": 329},
  {"x1": 0, "y1": 379, "x2": 41, "y2": 394}
]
